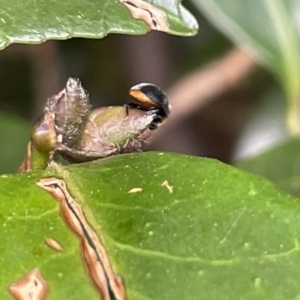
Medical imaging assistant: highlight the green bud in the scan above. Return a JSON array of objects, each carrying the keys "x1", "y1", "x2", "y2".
[
  {"x1": 58, "y1": 106, "x2": 156, "y2": 162},
  {"x1": 31, "y1": 109, "x2": 57, "y2": 153}
]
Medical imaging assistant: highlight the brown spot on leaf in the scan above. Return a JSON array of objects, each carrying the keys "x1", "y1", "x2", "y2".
[
  {"x1": 8, "y1": 269, "x2": 48, "y2": 300},
  {"x1": 120, "y1": 0, "x2": 169, "y2": 32},
  {"x1": 45, "y1": 238, "x2": 63, "y2": 251},
  {"x1": 37, "y1": 177, "x2": 126, "y2": 300}
]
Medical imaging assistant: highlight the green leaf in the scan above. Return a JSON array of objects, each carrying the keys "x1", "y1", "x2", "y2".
[
  {"x1": 0, "y1": 0, "x2": 197, "y2": 50},
  {"x1": 0, "y1": 113, "x2": 31, "y2": 174},
  {"x1": 237, "y1": 137, "x2": 300, "y2": 198},
  {"x1": 2, "y1": 152, "x2": 300, "y2": 299},
  {"x1": 192, "y1": 0, "x2": 300, "y2": 133}
]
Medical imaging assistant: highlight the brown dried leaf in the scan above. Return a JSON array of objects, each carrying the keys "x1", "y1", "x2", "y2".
[{"x1": 120, "y1": 0, "x2": 170, "y2": 32}]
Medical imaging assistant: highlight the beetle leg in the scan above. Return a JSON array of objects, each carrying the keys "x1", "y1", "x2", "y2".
[
  {"x1": 125, "y1": 104, "x2": 129, "y2": 119},
  {"x1": 124, "y1": 103, "x2": 138, "y2": 119}
]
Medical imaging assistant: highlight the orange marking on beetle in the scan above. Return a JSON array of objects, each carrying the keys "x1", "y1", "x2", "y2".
[
  {"x1": 8, "y1": 269, "x2": 48, "y2": 300},
  {"x1": 129, "y1": 90, "x2": 160, "y2": 108}
]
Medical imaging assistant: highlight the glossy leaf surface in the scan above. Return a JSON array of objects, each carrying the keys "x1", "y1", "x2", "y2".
[
  {"x1": 1, "y1": 152, "x2": 300, "y2": 299},
  {"x1": 0, "y1": 0, "x2": 198, "y2": 50}
]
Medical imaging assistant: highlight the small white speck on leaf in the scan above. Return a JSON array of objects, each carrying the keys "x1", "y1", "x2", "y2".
[
  {"x1": 128, "y1": 187, "x2": 143, "y2": 194},
  {"x1": 161, "y1": 180, "x2": 173, "y2": 193}
]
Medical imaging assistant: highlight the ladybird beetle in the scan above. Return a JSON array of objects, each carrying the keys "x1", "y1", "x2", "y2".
[{"x1": 128, "y1": 83, "x2": 171, "y2": 129}]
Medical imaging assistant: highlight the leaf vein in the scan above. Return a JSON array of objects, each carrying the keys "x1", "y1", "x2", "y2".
[{"x1": 112, "y1": 239, "x2": 237, "y2": 266}]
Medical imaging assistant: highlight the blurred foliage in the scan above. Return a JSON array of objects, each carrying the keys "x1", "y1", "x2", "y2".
[
  {"x1": 0, "y1": 113, "x2": 30, "y2": 174},
  {"x1": 233, "y1": 85, "x2": 287, "y2": 161},
  {"x1": 192, "y1": 0, "x2": 300, "y2": 134}
]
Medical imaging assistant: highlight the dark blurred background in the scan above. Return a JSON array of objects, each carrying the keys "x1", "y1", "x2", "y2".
[{"x1": 0, "y1": 2, "x2": 286, "y2": 174}]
